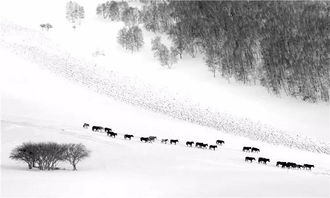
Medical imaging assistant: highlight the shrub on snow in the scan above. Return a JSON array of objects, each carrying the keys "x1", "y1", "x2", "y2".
[{"x1": 10, "y1": 142, "x2": 90, "y2": 171}]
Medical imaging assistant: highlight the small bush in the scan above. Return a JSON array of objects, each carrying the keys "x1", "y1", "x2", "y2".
[{"x1": 10, "y1": 142, "x2": 90, "y2": 171}]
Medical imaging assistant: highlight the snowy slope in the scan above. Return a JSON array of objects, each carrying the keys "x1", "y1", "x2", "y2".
[
  {"x1": 1, "y1": 19, "x2": 329, "y2": 155},
  {"x1": 1, "y1": 0, "x2": 330, "y2": 197},
  {"x1": 1, "y1": 47, "x2": 330, "y2": 197},
  {"x1": 0, "y1": 0, "x2": 329, "y2": 142}
]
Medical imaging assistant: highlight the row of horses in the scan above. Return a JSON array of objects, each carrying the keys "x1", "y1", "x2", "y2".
[
  {"x1": 85, "y1": 123, "x2": 225, "y2": 150},
  {"x1": 84, "y1": 123, "x2": 315, "y2": 170},
  {"x1": 245, "y1": 156, "x2": 314, "y2": 170},
  {"x1": 244, "y1": 157, "x2": 314, "y2": 170},
  {"x1": 245, "y1": 157, "x2": 270, "y2": 164},
  {"x1": 276, "y1": 161, "x2": 314, "y2": 170}
]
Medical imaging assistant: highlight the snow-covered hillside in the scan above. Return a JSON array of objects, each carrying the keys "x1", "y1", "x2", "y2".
[
  {"x1": 1, "y1": 19, "x2": 329, "y2": 155},
  {"x1": 0, "y1": 0, "x2": 329, "y2": 141},
  {"x1": 1, "y1": 0, "x2": 330, "y2": 197},
  {"x1": 2, "y1": 46, "x2": 330, "y2": 197}
]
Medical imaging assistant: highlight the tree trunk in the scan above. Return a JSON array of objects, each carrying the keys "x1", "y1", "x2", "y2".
[{"x1": 73, "y1": 163, "x2": 77, "y2": 171}]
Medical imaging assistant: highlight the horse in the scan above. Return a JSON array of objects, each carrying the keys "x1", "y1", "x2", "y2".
[
  {"x1": 251, "y1": 147, "x2": 260, "y2": 153},
  {"x1": 186, "y1": 141, "x2": 194, "y2": 147},
  {"x1": 140, "y1": 137, "x2": 150, "y2": 143},
  {"x1": 124, "y1": 134, "x2": 134, "y2": 140},
  {"x1": 83, "y1": 123, "x2": 89, "y2": 128},
  {"x1": 201, "y1": 143, "x2": 208, "y2": 149},
  {"x1": 276, "y1": 161, "x2": 287, "y2": 168},
  {"x1": 170, "y1": 139, "x2": 179, "y2": 145},
  {"x1": 104, "y1": 128, "x2": 112, "y2": 133},
  {"x1": 258, "y1": 157, "x2": 270, "y2": 164},
  {"x1": 286, "y1": 162, "x2": 297, "y2": 168},
  {"x1": 245, "y1": 157, "x2": 256, "y2": 162},
  {"x1": 92, "y1": 126, "x2": 103, "y2": 132},
  {"x1": 161, "y1": 139, "x2": 168, "y2": 144},
  {"x1": 242, "y1": 146, "x2": 251, "y2": 152},
  {"x1": 149, "y1": 136, "x2": 157, "y2": 142},
  {"x1": 303, "y1": 164, "x2": 314, "y2": 170},
  {"x1": 195, "y1": 142, "x2": 203, "y2": 148},
  {"x1": 107, "y1": 131, "x2": 117, "y2": 138},
  {"x1": 216, "y1": 140, "x2": 225, "y2": 145}
]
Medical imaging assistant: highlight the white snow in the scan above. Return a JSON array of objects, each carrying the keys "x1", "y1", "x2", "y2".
[
  {"x1": 0, "y1": 0, "x2": 328, "y2": 142},
  {"x1": 1, "y1": 0, "x2": 330, "y2": 197},
  {"x1": 1, "y1": 51, "x2": 330, "y2": 197}
]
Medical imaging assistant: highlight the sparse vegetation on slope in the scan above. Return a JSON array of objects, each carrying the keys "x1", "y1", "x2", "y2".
[{"x1": 10, "y1": 142, "x2": 90, "y2": 170}]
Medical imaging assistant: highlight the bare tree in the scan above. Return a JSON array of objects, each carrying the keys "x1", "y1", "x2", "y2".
[
  {"x1": 10, "y1": 142, "x2": 38, "y2": 169},
  {"x1": 63, "y1": 143, "x2": 90, "y2": 171}
]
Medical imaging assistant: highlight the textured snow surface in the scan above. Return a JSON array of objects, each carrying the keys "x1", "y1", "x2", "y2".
[
  {"x1": 1, "y1": 1, "x2": 330, "y2": 196},
  {"x1": 1, "y1": 20, "x2": 329, "y2": 154},
  {"x1": 1, "y1": 56, "x2": 330, "y2": 197},
  {"x1": 1, "y1": 21, "x2": 330, "y2": 197},
  {"x1": 2, "y1": 119, "x2": 330, "y2": 198}
]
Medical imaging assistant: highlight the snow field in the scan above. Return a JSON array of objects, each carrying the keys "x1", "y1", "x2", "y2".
[
  {"x1": 1, "y1": 1, "x2": 330, "y2": 196},
  {"x1": 1, "y1": 20, "x2": 329, "y2": 154}
]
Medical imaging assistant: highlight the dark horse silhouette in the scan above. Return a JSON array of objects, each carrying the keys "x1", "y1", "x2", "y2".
[
  {"x1": 303, "y1": 164, "x2": 314, "y2": 170},
  {"x1": 170, "y1": 139, "x2": 179, "y2": 145},
  {"x1": 242, "y1": 146, "x2": 251, "y2": 152},
  {"x1": 195, "y1": 142, "x2": 203, "y2": 148},
  {"x1": 107, "y1": 131, "x2": 117, "y2": 138},
  {"x1": 124, "y1": 134, "x2": 134, "y2": 140},
  {"x1": 251, "y1": 147, "x2": 260, "y2": 153},
  {"x1": 286, "y1": 162, "x2": 297, "y2": 168},
  {"x1": 245, "y1": 156, "x2": 256, "y2": 162},
  {"x1": 140, "y1": 137, "x2": 150, "y2": 143},
  {"x1": 104, "y1": 128, "x2": 112, "y2": 133},
  {"x1": 209, "y1": 145, "x2": 217, "y2": 150},
  {"x1": 276, "y1": 161, "x2": 287, "y2": 168},
  {"x1": 186, "y1": 141, "x2": 194, "y2": 147},
  {"x1": 83, "y1": 123, "x2": 89, "y2": 128},
  {"x1": 258, "y1": 157, "x2": 270, "y2": 164},
  {"x1": 149, "y1": 136, "x2": 157, "y2": 142},
  {"x1": 92, "y1": 126, "x2": 103, "y2": 132},
  {"x1": 216, "y1": 140, "x2": 225, "y2": 145}
]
